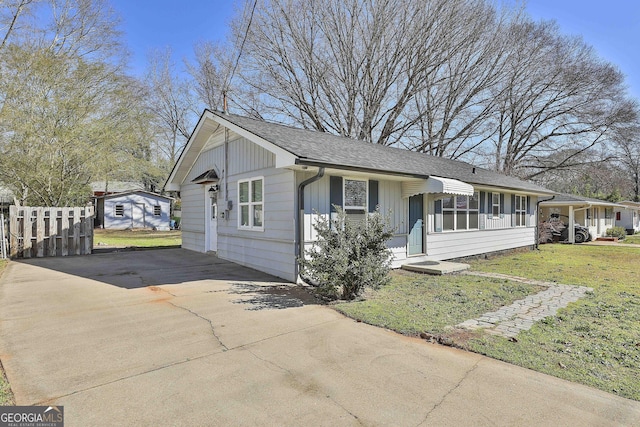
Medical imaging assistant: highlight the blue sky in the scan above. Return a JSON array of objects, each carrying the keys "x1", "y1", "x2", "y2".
[{"x1": 110, "y1": 0, "x2": 640, "y2": 100}]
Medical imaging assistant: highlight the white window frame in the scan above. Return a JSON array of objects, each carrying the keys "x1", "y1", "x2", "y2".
[
  {"x1": 114, "y1": 204, "x2": 124, "y2": 217},
  {"x1": 441, "y1": 192, "x2": 479, "y2": 231},
  {"x1": 515, "y1": 195, "x2": 527, "y2": 227},
  {"x1": 491, "y1": 192, "x2": 501, "y2": 218},
  {"x1": 343, "y1": 177, "x2": 368, "y2": 212},
  {"x1": 238, "y1": 177, "x2": 264, "y2": 231}
]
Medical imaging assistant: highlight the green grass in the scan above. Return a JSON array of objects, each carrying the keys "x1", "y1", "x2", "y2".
[
  {"x1": 335, "y1": 244, "x2": 640, "y2": 401},
  {"x1": 94, "y1": 229, "x2": 181, "y2": 248},
  {"x1": 466, "y1": 244, "x2": 640, "y2": 401},
  {"x1": 621, "y1": 234, "x2": 640, "y2": 244},
  {"x1": 335, "y1": 270, "x2": 544, "y2": 334},
  {"x1": 0, "y1": 259, "x2": 15, "y2": 405}
]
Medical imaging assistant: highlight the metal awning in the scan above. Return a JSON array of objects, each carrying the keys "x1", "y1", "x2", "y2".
[
  {"x1": 402, "y1": 176, "x2": 474, "y2": 198},
  {"x1": 191, "y1": 169, "x2": 219, "y2": 184}
]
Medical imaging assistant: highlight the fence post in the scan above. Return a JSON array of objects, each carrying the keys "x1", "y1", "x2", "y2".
[
  {"x1": 9, "y1": 206, "x2": 18, "y2": 258},
  {"x1": 0, "y1": 213, "x2": 6, "y2": 259},
  {"x1": 36, "y1": 207, "x2": 45, "y2": 257}
]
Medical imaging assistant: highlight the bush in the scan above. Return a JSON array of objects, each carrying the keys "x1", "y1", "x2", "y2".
[
  {"x1": 299, "y1": 206, "x2": 395, "y2": 300},
  {"x1": 606, "y1": 226, "x2": 627, "y2": 239}
]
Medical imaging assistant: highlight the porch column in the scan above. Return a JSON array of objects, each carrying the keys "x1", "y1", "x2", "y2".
[{"x1": 568, "y1": 205, "x2": 575, "y2": 244}]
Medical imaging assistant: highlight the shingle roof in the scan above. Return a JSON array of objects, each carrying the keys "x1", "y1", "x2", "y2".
[
  {"x1": 541, "y1": 193, "x2": 624, "y2": 207},
  {"x1": 214, "y1": 111, "x2": 553, "y2": 194}
]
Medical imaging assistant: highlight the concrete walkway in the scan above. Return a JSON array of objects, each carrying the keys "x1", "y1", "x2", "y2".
[
  {"x1": 1, "y1": 249, "x2": 639, "y2": 426},
  {"x1": 456, "y1": 272, "x2": 593, "y2": 338}
]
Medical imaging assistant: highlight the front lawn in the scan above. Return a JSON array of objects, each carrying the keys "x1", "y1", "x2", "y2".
[
  {"x1": 621, "y1": 234, "x2": 640, "y2": 244},
  {"x1": 335, "y1": 244, "x2": 640, "y2": 401},
  {"x1": 93, "y1": 229, "x2": 181, "y2": 248}
]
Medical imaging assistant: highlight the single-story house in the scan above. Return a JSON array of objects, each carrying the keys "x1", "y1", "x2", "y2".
[
  {"x1": 615, "y1": 201, "x2": 640, "y2": 234},
  {"x1": 165, "y1": 110, "x2": 554, "y2": 283},
  {"x1": 91, "y1": 181, "x2": 145, "y2": 197},
  {"x1": 539, "y1": 194, "x2": 625, "y2": 242},
  {"x1": 95, "y1": 191, "x2": 172, "y2": 231}
]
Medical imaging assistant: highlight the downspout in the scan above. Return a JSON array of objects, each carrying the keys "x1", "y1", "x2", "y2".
[
  {"x1": 295, "y1": 167, "x2": 325, "y2": 282},
  {"x1": 536, "y1": 195, "x2": 555, "y2": 249}
]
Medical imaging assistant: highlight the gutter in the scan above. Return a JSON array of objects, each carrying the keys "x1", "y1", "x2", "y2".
[
  {"x1": 535, "y1": 195, "x2": 555, "y2": 249},
  {"x1": 295, "y1": 167, "x2": 325, "y2": 282}
]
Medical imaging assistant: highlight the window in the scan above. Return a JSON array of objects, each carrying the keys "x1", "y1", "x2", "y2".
[
  {"x1": 491, "y1": 193, "x2": 501, "y2": 217},
  {"x1": 442, "y1": 192, "x2": 479, "y2": 231},
  {"x1": 344, "y1": 178, "x2": 367, "y2": 212},
  {"x1": 153, "y1": 205, "x2": 161, "y2": 216},
  {"x1": 515, "y1": 195, "x2": 526, "y2": 226},
  {"x1": 605, "y1": 208, "x2": 613, "y2": 226},
  {"x1": 238, "y1": 177, "x2": 263, "y2": 230},
  {"x1": 114, "y1": 204, "x2": 124, "y2": 217}
]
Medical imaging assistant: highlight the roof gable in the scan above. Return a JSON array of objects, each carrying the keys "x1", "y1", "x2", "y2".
[{"x1": 166, "y1": 110, "x2": 553, "y2": 194}]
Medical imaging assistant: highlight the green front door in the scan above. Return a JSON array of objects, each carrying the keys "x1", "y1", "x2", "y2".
[{"x1": 408, "y1": 194, "x2": 424, "y2": 256}]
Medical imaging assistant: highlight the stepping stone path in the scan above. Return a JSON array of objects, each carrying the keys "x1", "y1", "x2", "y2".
[{"x1": 456, "y1": 271, "x2": 593, "y2": 338}]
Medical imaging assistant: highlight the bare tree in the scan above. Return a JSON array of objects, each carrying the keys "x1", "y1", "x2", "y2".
[
  {"x1": 185, "y1": 40, "x2": 235, "y2": 111},
  {"x1": 487, "y1": 20, "x2": 636, "y2": 178},
  {"x1": 612, "y1": 122, "x2": 640, "y2": 201},
  {"x1": 144, "y1": 48, "x2": 196, "y2": 166},
  {"x1": 232, "y1": 0, "x2": 499, "y2": 146}
]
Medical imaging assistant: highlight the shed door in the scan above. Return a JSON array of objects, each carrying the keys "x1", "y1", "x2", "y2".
[
  {"x1": 408, "y1": 194, "x2": 424, "y2": 256},
  {"x1": 132, "y1": 203, "x2": 145, "y2": 228}
]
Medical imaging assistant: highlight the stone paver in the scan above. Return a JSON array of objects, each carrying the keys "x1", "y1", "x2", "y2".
[{"x1": 456, "y1": 271, "x2": 593, "y2": 338}]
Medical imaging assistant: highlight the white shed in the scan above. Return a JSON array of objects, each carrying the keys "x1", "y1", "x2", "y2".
[{"x1": 96, "y1": 191, "x2": 172, "y2": 231}]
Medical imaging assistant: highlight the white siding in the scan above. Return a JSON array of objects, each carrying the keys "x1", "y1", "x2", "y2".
[
  {"x1": 425, "y1": 227, "x2": 536, "y2": 260},
  {"x1": 180, "y1": 132, "x2": 296, "y2": 281},
  {"x1": 102, "y1": 193, "x2": 171, "y2": 230}
]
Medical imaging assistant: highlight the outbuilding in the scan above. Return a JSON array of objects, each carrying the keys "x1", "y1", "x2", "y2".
[{"x1": 95, "y1": 191, "x2": 172, "y2": 231}]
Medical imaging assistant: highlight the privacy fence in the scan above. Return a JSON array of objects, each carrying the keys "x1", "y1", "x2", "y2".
[{"x1": 9, "y1": 206, "x2": 94, "y2": 258}]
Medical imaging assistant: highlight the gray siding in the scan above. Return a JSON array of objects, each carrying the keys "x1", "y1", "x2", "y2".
[
  {"x1": 180, "y1": 132, "x2": 296, "y2": 281},
  {"x1": 102, "y1": 193, "x2": 171, "y2": 230}
]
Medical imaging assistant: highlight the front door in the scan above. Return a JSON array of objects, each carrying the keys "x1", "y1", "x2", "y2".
[
  {"x1": 206, "y1": 191, "x2": 218, "y2": 252},
  {"x1": 408, "y1": 194, "x2": 424, "y2": 255}
]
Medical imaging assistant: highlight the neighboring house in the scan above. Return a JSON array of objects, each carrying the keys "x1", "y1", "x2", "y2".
[
  {"x1": 539, "y1": 194, "x2": 625, "y2": 241},
  {"x1": 615, "y1": 201, "x2": 640, "y2": 234},
  {"x1": 165, "y1": 110, "x2": 554, "y2": 283},
  {"x1": 91, "y1": 181, "x2": 145, "y2": 197},
  {"x1": 95, "y1": 191, "x2": 172, "y2": 231}
]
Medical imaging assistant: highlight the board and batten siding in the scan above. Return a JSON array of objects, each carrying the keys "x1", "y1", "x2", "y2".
[
  {"x1": 181, "y1": 130, "x2": 297, "y2": 281},
  {"x1": 180, "y1": 143, "x2": 225, "y2": 252},
  {"x1": 301, "y1": 175, "x2": 407, "y2": 242},
  {"x1": 103, "y1": 193, "x2": 171, "y2": 230}
]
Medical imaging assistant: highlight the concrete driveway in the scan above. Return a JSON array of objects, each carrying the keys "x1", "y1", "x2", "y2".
[{"x1": 1, "y1": 249, "x2": 639, "y2": 426}]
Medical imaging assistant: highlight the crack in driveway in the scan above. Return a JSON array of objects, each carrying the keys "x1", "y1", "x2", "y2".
[
  {"x1": 417, "y1": 358, "x2": 481, "y2": 426},
  {"x1": 166, "y1": 301, "x2": 228, "y2": 351}
]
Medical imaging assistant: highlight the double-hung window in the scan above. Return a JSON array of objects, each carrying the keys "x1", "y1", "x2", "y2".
[
  {"x1": 515, "y1": 195, "x2": 527, "y2": 226},
  {"x1": 238, "y1": 177, "x2": 263, "y2": 230},
  {"x1": 442, "y1": 192, "x2": 479, "y2": 231},
  {"x1": 491, "y1": 193, "x2": 501, "y2": 218},
  {"x1": 343, "y1": 178, "x2": 367, "y2": 213}
]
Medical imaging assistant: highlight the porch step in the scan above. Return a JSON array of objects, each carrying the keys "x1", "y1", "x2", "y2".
[{"x1": 401, "y1": 260, "x2": 470, "y2": 275}]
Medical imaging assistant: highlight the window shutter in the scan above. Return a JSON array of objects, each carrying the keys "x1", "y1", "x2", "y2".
[
  {"x1": 368, "y1": 180, "x2": 379, "y2": 213},
  {"x1": 511, "y1": 194, "x2": 516, "y2": 227},
  {"x1": 527, "y1": 196, "x2": 532, "y2": 214},
  {"x1": 499, "y1": 193, "x2": 505, "y2": 216},
  {"x1": 479, "y1": 191, "x2": 486, "y2": 214},
  {"x1": 330, "y1": 176, "x2": 343, "y2": 213}
]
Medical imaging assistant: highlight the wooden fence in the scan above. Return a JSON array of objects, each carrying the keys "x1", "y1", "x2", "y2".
[{"x1": 9, "y1": 206, "x2": 94, "y2": 258}]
